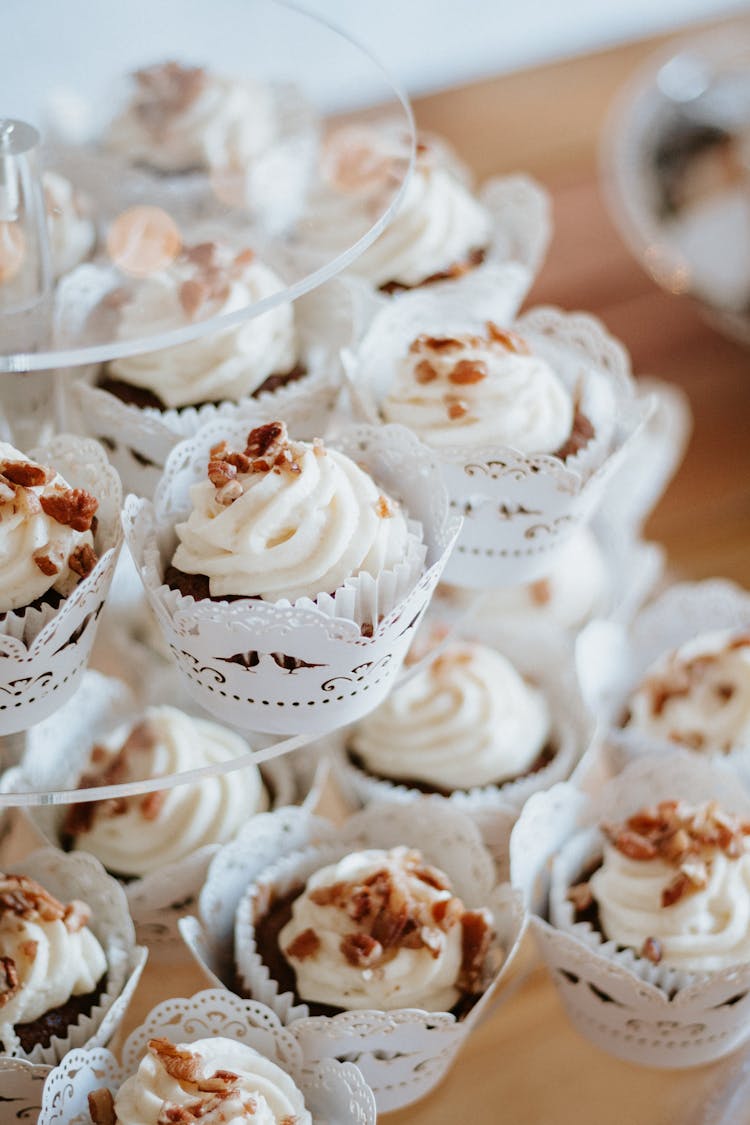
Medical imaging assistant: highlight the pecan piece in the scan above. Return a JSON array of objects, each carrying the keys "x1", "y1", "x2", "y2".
[
  {"x1": 285, "y1": 927, "x2": 321, "y2": 961},
  {"x1": 140, "y1": 789, "x2": 167, "y2": 821},
  {"x1": 69, "y1": 543, "x2": 98, "y2": 579},
  {"x1": 1, "y1": 460, "x2": 50, "y2": 487},
  {"x1": 88, "y1": 1088, "x2": 116, "y2": 1125},
  {"x1": 0, "y1": 956, "x2": 19, "y2": 1007},
  {"x1": 179, "y1": 278, "x2": 208, "y2": 319},
  {"x1": 445, "y1": 396, "x2": 469, "y2": 420},
  {"x1": 40, "y1": 487, "x2": 99, "y2": 532},
  {"x1": 208, "y1": 459, "x2": 237, "y2": 488},
  {"x1": 340, "y1": 931, "x2": 383, "y2": 967},
  {"x1": 449, "y1": 359, "x2": 488, "y2": 385},
  {"x1": 486, "y1": 322, "x2": 530, "y2": 354},
  {"x1": 641, "y1": 936, "x2": 663, "y2": 964},
  {"x1": 33, "y1": 550, "x2": 60, "y2": 577},
  {"x1": 415, "y1": 359, "x2": 438, "y2": 383},
  {"x1": 458, "y1": 909, "x2": 491, "y2": 993},
  {"x1": 245, "y1": 422, "x2": 286, "y2": 459}
]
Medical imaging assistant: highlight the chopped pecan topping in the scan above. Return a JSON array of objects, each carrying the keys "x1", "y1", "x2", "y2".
[
  {"x1": 486, "y1": 322, "x2": 531, "y2": 354},
  {"x1": 62, "y1": 719, "x2": 158, "y2": 837},
  {"x1": 716, "y1": 683, "x2": 735, "y2": 702},
  {"x1": 184, "y1": 242, "x2": 218, "y2": 270},
  {"x1": 415, "y1": 359, "x2": 438, "y2": 383},
  {"x1": 641, "y1": 936, "x2": 663, "y2": 964},
  {"x1": 148, "y1": 1038, "x2": 203, "y2": 1084},
  {"x1": 375, "y1": 495, "x2": 393, "y2": 518},
  {"x1": 0, "y1": 873, "x2": 69, "y2": 924},
  {"x1": 341, "y1": 931, "x2": 383, "y2": 967},
  {"x1": 0, "y1": 956, "x2": 19, "y2": 1008},
  {"x1": 68, "y1": 543, "x2": 99, "y2": 579},
  {"x1": 409, "y1": 334, "x2": 464, "y2": 354},
  {"x1": 604, "y1": 799, "x2": 750, "y2": 907},
  {"x1": 449, "y1": 359, "x2": 487, "y2": 385},
  {"x1": 40, "y1": 487, "x2": 99, "y2": 532},
  {"x1": 246, "y1": 421, "x2": 286, "y2": 459},
  {"x1": 140, "y1": 789, "x2": 167, "y2": 821},
  {"x1": 63, "y1": 899, "x2": 92, "y2": 933},
  {"x1": 19, "y1": 939, "x2": 38, "y2": 962},
  {"x1": 1, "y1": 459, "x2": 50, "y2": 487},
  {"x1": 33, "y1": 549, "x2": 60, "y2": 577},
  {"x1": 179, "y1": 278, "x2": 209, "y2": 319},
  {"x1": 88, "y1": 1088, "x2": 116, "y2": 1125},
  {"x1": 529, "y1": 578, "x2": 551, "y2": 606},
  {"x1": 445, "y1": 396, "x2": 469, "y2": 420},
  {"x1": 208, "y1": 459, "x2": 237, "y2": 488},
  {"x1": 285, "y1": 927, "x2": 320, "y2": 961}
]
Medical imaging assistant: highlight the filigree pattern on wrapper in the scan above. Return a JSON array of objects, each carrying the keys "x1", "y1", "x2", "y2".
[
  {"x1": 576, "y1": 579, "x2": 750, "y2": 776},
  {"x1": 180, "y1": 802, "x2": 526, "y2": 1112},
  {"x1": 0, "y1": 1056, "x2": 51, "y2": 1121},
  {"x1": 3, "y1": 847, "x2": 147, "y2": 1064},
  {"x1": 37, "y1": 989, "x2": 377, "y2": 1125},
  {"x1": 71, "y1": 275, "x2": 357, "y2": 499},
  {"x1": 123, "y1": 421, "x2": 460, "y2": 735},
  {"x1": 510, "y1": 752, "x2": 750, "y2": 1067},
  {"x1": 0, "y1": 436, "x2": 123, "y2": 734},
  {"x1": 346, "y1": 271, "x2": 650, "y2": 586}
]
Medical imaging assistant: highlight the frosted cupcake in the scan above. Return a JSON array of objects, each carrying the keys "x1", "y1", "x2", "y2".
[
  {"x1": 44, "y1": 171, "x2": 96, "y2": 279},
  {"x1": 38, "y1": 988, "x2": 376, "y2": 1124},
  {"x1": 106, "y1": 60, "x2": 277, "y2": 175},
  {"x1": 511, "y1": 752, "x2": 750, "y2": 1067},
  {"x1": 0, "y1": 436, "x2": 122, "y2": 732},
  {"x1": 347, "y1": 272, "x2": 646, "y2": 586},
  {"x1": 309, "y1": 121, "x2": 549, "y2": 293}
]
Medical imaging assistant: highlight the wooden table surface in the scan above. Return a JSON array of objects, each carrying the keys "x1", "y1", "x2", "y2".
[{"x1": 57, "y1": 15, "x2": 750, "y2": 1124}]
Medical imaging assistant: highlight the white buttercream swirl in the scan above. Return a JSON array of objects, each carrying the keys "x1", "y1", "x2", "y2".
[
  {"x1": 350, "y1": 641, "x2": 551, "y2": 790},
  {"x1": 107, "y1": 62, "x2": 277, "y2": 174},
  {"x1": 349, "y1": 162, "x2": 491, "y2": 288},
  {"x1": 625, "y1": 630, "x2": 750, "y2": 755},
  {"x1": 0, "y1": 441, "x2": 96, "y2": 613},
  {"x1": 590, "y1": 840, "x2": 750, "y2": 972},
  {"x1": 108, "y1": 247, "x2": 297, "y2": 409},
  {"x1": 66, "y1": 706, "x2": 268, "y2": 878},
  {"x1": 279, "y1": 847, "x2": 482, "y2": 1012},
  {"x1": 113, "y1": 1037, "x2": 311, "y2": 1125},
  {"x1": 171, "y1": 434, "x2": 415, "y2": 603},
  {"x1": 44, "y1": 171, "x2": 96, "y2": 279},
  {"x1": 0, "y1": 877, "x2": 107, "y2": 1043},
  {"x1": 381, "y1": 328, "x2": 574, "y2": 453}
]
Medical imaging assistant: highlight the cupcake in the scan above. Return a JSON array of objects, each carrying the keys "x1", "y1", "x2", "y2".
[
  {"x1": 0, "y1": 441, "x2": 100, "y2": 616},
  {"x1": 0, "y1": 848, "x2": 145, "y2": 1064},
  {"x1": 181, "y1": 803, "x2": 523, "y2": 1112},
  {"x1": 511, "y1": 751, "x2": 750, "y2": 1067},
  {"x1": 308, "y1": 121, "x2": 550, "y2": 293},
  {"x1": 38, "y1": 988, "x2": 376, "y2": 1124},
  {"x1": 73, "y1": 252, "x2": 349, "y2": 497},
  {"x1": 106, "y1": 60, "x2": 277, "y2": 176},
  {"x1": 124, "y1": 417, "x2": 458, "y2": 734},
  {"x1": 0, "y1": 435, "x2": 122, "y2": 733},
  {"x1": 44, "y1": 171, "x2": 96, "y2": 279},
  {"x1": 347, "y1": 271, "x2": 646, "y2": 587},
  {"x1": 577, "y1": 579, "x2": 750, "y2": 775}
]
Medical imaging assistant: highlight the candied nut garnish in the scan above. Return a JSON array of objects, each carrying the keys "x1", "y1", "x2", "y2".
[
  {"x1": 567, "y1": 882, "x2": 593, "y2": 912},
  {"x1": 716, "y1": 683, "x2": 735, "y2": 702},
  {"x1": 245, "y1": 421, "x2": 287, "y2": 459},
  {"x1": 208, "y1": 459, "x2": 237, "y2": 488},
  {"x1": 179, "y1": 277, "x2": 208, "y2": 319},
  {"x1": 140, "y1": 789, "x2": 167, "y2": 821},
  {"x1": 0, "y1": 873, "x2": 69, "y2": 924},
  {"x1": 530, "y1": 578, "x2": 551, "y2": 606},
  {"x1": 415, "y1": 359, "x2": 438, "y2": 384},
  {"x1": 445, "y1": 396, "x2": 469, "y2": 420},
  {"x1": 409, "y1": 333, "x2": 464, "y2": 354},
  {"x1": 0, "y1": 955, "x2": 19, "y2": 1008},
  {"x1": 19, "y1": 939, "x2": 38, "y2": 962},
  {"x1": 63, "y1": 899, "x2": 92, "y2": 933},
  {"x1": 449, "y1": 359, "x2": 488, "y2": 385},
  {"x1": 375, "y1": 495, "x2": 393, "y2": 518},
  {"x1": 62, "y1": 719, "x2": 158, "y2": 837},
  {"x1": 285, "y1": 927, "x2": 320, "y2": 961},
  {"x1": 641, "y1": 936, "x2": 663, "y2": 964},
  {"x1": 215, "y1": 480, "x2": 243, "y2": 506},
  {"x1": 148, "y1": 1037, "x2": 203, "y2": 1085},
  {"x1": 645, "y1": 653, "x2": 720, "y2": 718},
  {"x1": 341, "y1": 931, "x2": 383, "y2": 967},
  {"x1": 604, "y1": 799, "x2": 750, "y2": 906},
  {"x1": 40, "y1": 487, "x2": 99, "y2": 532},
  {"x1": 184, "y1": 241, "x2": 218, "y2": 270},
  {"x1": 458, "y1": 909, "x2": 492, "y2": 994},
  {"x1": 68, "y1": 543, "x2": 99, "y2": 579},
  {"x1": 134, "y1": 61, "x2": 208, "y2": 131},
  {"x1": 486, "y1": 322, "x2": 531, "y2": 354},
  {"x1": 0, "y1": 459, "x2": 50, "y2": 487},
  {"x1": 88, "y1": 1088, "x2": 116, "y2": 1125},
  {"x1": 33, "y1": 549, "x2": 60, "y2": 577}
]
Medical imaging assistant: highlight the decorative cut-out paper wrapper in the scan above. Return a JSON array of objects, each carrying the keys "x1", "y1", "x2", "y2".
[
  {"x1": 71, "y1": 276, "x2": 362, "y2": 499},
  {"x1": 1, "y1": 670, "x2": 309, "y2": 952},
  {"x1": 180, "y1": 802, "x2": 526, "y2": 1112},
  {"x1": 346, "y1": 271, "x2": 650, "y2": 587},
  {"x1": 124, "y1": 419, "x2": 460, "y2": 735},
  {"x1": 576, "y1": 579, "x2": 750, "y2": 778},
  {"x1": 0, "y1": 1056, "x2": 51, "y2": 1120},
  {"x1": 332, "y1": 625, "x2": 594, "y2": 863},
  {"x1": 511, "y1": 751, "x2": 750, "y2": 1068},
  {"x1": 37, "y1": 988, "x2": 376, "y2": 1125},
  {"x1": 0, "y1": 435, "x2": 123, "y2": 735},
  {"x1": 2, "y1": 847, "x2": 146, "y2": 1064}
]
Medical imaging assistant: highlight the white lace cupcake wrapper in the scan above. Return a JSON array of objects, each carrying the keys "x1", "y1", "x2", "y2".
[
  {"x1": 512, "y1": 752, "x2": 750, "y2": 1067},
  {"x1": 2, "y1": 847, "x2": 146, "y2": 1065},
  {"x1": 36, "y1": 989, "x2": 377, "y2": 1125},
  {"x1": 577, "y1": 579, "x2": 750, "y2": 776},
  {"x1": 0, "y1": 436, "x2": 123, "y2": 733},
  {"x1": 124, "y1": 421, "x2": 459, "y2": 734},
  {"x1": 479, "y1": 173, "x2": 552, "y2": 279},
  {"x1": 181, "y1": 802, "x2": 524, "y2": 1112}
]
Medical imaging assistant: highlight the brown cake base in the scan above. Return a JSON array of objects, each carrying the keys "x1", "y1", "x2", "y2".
[
  {"x1": 163, "y1": 565, "x2": 255, "y2": 604},
  {"x1": 13, "y1": 974, "x2": 107, "y2": 1052},
  {"x1": 554, "y1": 407, "x2": 595, "y2": 462},
  {"x1": 346, "y1": 740, "x2": 557, "y2": 798},
  {"x1": 247, "y1": 885, "x2": 479, "y2": 1021},
  {"x1": 0, "y1": 587, "x2": 66, "y2": 625},
  {"x1": 379, "y1": 247, "x2": 487, "y2": 294},
  {"x1": 97, "y1": 362, "x2": 308, "y2": 413}
]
